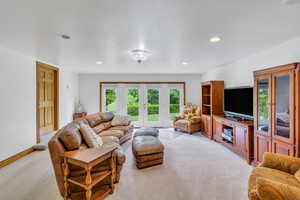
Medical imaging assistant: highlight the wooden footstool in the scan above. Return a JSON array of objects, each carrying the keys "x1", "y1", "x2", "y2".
[{"x1": 132, "y1": 136, "x2": 164, "y2": 169}]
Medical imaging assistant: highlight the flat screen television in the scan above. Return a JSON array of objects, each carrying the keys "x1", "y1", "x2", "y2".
[{"x1": 224, "y1": 87, "x2": 253, "y2": 119}]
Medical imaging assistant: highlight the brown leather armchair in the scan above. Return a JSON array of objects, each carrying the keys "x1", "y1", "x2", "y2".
[{"x1": 173, "y1": 105, "x2": 201, "y2": 134}]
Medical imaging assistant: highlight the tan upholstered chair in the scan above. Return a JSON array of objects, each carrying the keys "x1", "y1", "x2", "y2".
[
  {"x1": 173, "y1": 105, "x2": 201, "y2": 134},
  {"x1": 248, "y1": 152, "x2": 300, "y2": 200}
]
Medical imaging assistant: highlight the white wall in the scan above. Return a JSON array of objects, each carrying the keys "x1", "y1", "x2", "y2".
[
  {"x1": 79, "y1": 74, "x2": 201, "y2": 114},
  {"x1": 0, "y1": 46, "x2": 79, "y2": 161},
  {"x1": 200, "y1": 37, "x2": 300, "y2": 88}
]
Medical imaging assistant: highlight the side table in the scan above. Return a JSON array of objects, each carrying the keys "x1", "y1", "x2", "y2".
[{"x1": 63, "y1": 146, "x2": 117, "y2": 200}]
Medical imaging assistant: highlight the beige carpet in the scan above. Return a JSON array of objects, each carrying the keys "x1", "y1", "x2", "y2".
[{"x1": 0, "y1": 129, "x2": 252, "y2": 200}]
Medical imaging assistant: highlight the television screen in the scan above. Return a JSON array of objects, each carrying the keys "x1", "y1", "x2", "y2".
[{"x1": 224, "y1": 87, "x2": 253, "y2": 117}]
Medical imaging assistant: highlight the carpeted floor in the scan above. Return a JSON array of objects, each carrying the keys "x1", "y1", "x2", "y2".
[{"x1": 0, "y1": 129, "x2": 252, "y2": 200}]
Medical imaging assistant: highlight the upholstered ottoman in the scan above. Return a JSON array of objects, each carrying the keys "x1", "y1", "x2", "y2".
[
  {"x1": 132, "y1": 136, "x2": 164, "y2": 169},
  {"x1": 134, "y1": 127, "x2": 159, "y2": 137}
]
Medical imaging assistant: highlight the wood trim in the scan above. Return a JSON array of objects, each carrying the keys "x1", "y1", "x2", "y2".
[
  {"x1": 254, "y1": 63, "x2": 297, "y2": 76},
  {"x1": 0, "y1": 147, "x2": 34, "y2": 168},
  {"x1": 99, "y1": 81, "x2": 186, "y2": 112},
  {"x1": 36, "y1": 61, "x2": 59, "y2": 143}
]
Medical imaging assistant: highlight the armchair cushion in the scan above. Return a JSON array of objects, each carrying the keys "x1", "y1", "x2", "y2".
[
  {"x1": 260, "y1": 152, "x2": 300, "y2": 175},
  {"x1": 256, "y1": 178, "x2": 300, "y2": 200},
  {"x1": 249, "y1": 167, "x2": 300, "y2": 191},
  {"x1": 190, "y1": 116, "x2": 201, "y2": 124}
]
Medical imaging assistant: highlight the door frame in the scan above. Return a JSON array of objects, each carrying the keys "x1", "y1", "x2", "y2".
[
  {"x1": 36, "y1": 61, "x2": 59, "y2": 143},
  {"x1": 99, "y1": 82, "x2": 186, "y2": 112},
  {"x1": 99, "y1": 82, "x2": 186, "y2": 127}
]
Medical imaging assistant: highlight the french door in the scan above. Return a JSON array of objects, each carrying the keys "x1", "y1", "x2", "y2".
[{"x1": 101, "y1": 83, "x2": 184, "y2": 127}]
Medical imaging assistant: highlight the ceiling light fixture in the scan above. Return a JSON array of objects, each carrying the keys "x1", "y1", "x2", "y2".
[
  {"x1": 96, "y1": 61, "x2": 103, "y2": 65},
  {"x1": 130, "y1": 49, "x2": 151, "y2": 64},
  {"x1": 182, "y1": 62, "x2": 189, "y2": 65},
  {"x1": 210, "y1": 36, "x2": 221, "y2": 43}
]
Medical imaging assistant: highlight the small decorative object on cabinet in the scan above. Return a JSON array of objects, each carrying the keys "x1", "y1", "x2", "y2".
[
  {"x1": 63, "y1": 147, "x2": 117, "y2": 200},
  {"x1": 73, "y1": 112, "x2": 87, "y2": 120},
  {"x1": 201, "y1": 81, "x2": 224, "y2": 139},
  {"x1": 253, "y1": 63, "x2": 300, "y2": 165}
]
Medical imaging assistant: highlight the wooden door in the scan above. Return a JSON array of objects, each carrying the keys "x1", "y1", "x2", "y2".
[
  {"x1": 271, "y1": 69, "x2": 294, "y2": 144},
  {"x1": 37, "y1": 62, "x2": 59, "y2": 141},
  {"x1": 213, "y1": 118, "x2": 223, "y2": 142},
  {"x1": 272, "y1": 139, "x2": 295, "y2": 156},
  {"x1": 254, "y1": 134, "x2": 272, "y2": 163}
]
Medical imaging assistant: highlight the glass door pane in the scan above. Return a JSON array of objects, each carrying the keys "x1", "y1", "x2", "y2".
[
  {"x1": 257, "y1": 78, "x2": 270, "y2": 133},
  {"x1": 105, "y1": 88, "x2": 117, "y2": 113},
  {"x1": 127, "y1": 88, "x2": 139, "y2": 121},
  {"x1": 274, "y1": 75, "x2": 291, "y2": 139},
  {"x1": 147, "y1": 88, "x2": 159, "y2": 121},
  {"x1": 169, "y1": 89, "x2": 180, "y2": 120}
]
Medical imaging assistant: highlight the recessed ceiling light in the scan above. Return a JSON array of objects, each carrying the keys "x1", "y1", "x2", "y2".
[
  {"x1": 182, "y1": 62, "x2": 189, "y2": 65},
  {"x1": 210, "y1": 36, "x2": 221, "y2": 43},
  {"x1": 96, "y1": 61, "x2": 103, "y2": 65},
  {"x1": 61, "y1": 34, "x2": 71, "y2": 39}
]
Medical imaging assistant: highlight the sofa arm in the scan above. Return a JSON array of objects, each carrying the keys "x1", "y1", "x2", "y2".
[
  {"x1": 190, "y1": 116, "x2": 201, "y2": 124},
  {"x1": 115, "y1": 148, "x2": 126, "y2": 165},
  {"x1": 174, "y1": 115, "x2": 184, "y2": 122},
  {"x1": 255, "y1": 177, "x2": 300, "y2": 200},
  {"x1": 260, "y1": 152, "x2": 300, "y2": 175}
]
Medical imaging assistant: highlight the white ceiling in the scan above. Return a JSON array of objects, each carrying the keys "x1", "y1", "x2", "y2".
[{"x1": 0, "y1": 0, "x2": 300, "y2": 74}]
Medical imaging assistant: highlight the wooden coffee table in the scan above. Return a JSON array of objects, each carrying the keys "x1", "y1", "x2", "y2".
[{"x1": 62, "y1": 146, "x2": 117, "y2": 200}]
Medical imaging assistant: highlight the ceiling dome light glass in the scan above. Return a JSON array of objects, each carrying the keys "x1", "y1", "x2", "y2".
[
  {"x1": 210, "y1": 36, "x2": 221, "y2": 43},
  {"x1": 130, "y1": 49, "x2": 151, "y2": 64}
]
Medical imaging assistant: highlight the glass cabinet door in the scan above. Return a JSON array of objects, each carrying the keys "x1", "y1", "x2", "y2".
[
  {"x1": 272, "y1": 72, "x2": 293, "y2": 142},
  {"x1": 256, "y1": 77, "x2": 271, "y2": 135}
]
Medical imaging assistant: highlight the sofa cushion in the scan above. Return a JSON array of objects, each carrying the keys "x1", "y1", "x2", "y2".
[
  {"x1": 85, "y1": 113, "x2": 102, "y2": 127},
  {"x1": 59, "y1": 124, "x2": 82, "y2": 150},
  {"x1": 99, "y1": 112, "x2": 115, "y2": 122},
  {"x1": 249, "y1": 167, "x2": 300, "y2": 192},
  {"x1": 93, "y1": 122, "x2": 112, "y2": 134},
  {"x1": 80, "y1": 124, "x2": 103, "y2": 148},
  {"x1": 101, "y1": 136, "x2": 120, "y2": 144},
  {"x1": 295, "y1": 169, "x2": 300, "y2": 182},
  {"x1": 109, "y1": 124, "x2": 134, "y2": 133},
  {"x1": 99, "y1": 130, "x2": 124, "y2": 138},
  {"x1": 111, "y1": 115, "x2": 130, "y2": 126}
]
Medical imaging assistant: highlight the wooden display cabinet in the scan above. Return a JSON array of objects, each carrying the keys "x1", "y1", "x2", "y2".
[{"x1": 253, "y1": 63, "x2": 300, "y2": 164}]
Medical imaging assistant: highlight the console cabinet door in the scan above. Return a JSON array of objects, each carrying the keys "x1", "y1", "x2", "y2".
[
  {"x1": 202, "y1": 115, "x2": 212, "y2": 138},
  {"x1": 213, "y1": 119, "x2": 223, "y2": 142},
  {"x1": 254, "y1": 134, "x2": 272, "y2": 163},
  {"x1": 235, "y1": 126, "x2": 246, "y2": 156},
  {"x1": 272, "y1": 139, "x2": 295, "y2": 156}
]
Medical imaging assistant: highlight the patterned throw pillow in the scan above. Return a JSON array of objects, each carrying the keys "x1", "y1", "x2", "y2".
[
  {"x1": 80, "y1": 124, "x2": 103, "y2": 148},
  {"x1": 111, "y1": 115, "x2": 130, "y2": 126}
]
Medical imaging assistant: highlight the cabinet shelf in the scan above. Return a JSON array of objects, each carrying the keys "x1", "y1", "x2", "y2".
[
  {"x1": 71, "y1": 186, "x2": 111, "y2": 200},
  {"x1": 68, "y1": 170, "x2": 111, "y2": 190}
]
